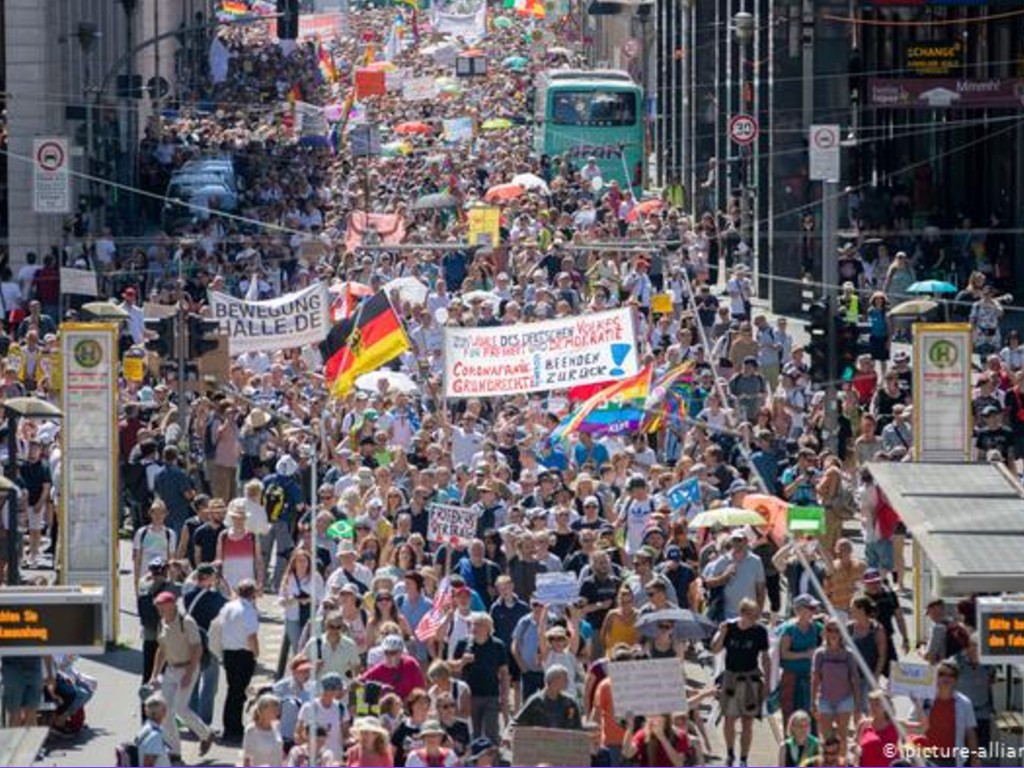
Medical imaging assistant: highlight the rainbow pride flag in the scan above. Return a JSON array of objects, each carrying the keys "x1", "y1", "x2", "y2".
[
  {"x1": 317, "y1": 43, "x2": 338, "y2": 84},
  {"x1": 219, "y1": 1, "x2": 249, "y2": 17},
  {"x1": 645, "y1": 361, "x2": 697, "y2": 433},
  {"x1": 550, "y1": 366, "x2": 652, "y2": 442}
]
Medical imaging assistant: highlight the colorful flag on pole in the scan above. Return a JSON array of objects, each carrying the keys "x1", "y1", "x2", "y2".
[
  {"x1": 218, "y1": 1, "x2": 249, "y2": 20},
  {"x1": 320, "y1": 291, "x2": 410, "y2": 398},
  {"x1": 550, "y1": 366, "x2": 652, "y2": 443},
  {"x1": 317, "y1": 43, "x2": 338, "y2": 84},
  {"x1": 415, "y1": 581, "x2": 451, "y2": 642},
  {"x1": 645, "y1": 361, "x2": 696, "y2": 433},
  {"x1": 667, "y1": 477, "x2": 702, "y2": 513}
]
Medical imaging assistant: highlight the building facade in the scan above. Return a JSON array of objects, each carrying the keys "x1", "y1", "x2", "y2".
[
  {"x1": 654, "y1": 0, "x2": 1024, "y2": 314},
  {"x1": 2, "y1": 0, "x2": 210, "y2": 263}
]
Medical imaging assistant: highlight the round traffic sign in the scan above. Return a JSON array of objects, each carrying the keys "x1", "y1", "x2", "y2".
[
  {"x1": 623, "y1": 38, "x2": 640, "y2": 60},
  {"x1": 729, "y1": 114, "x2": 758, "y2": 145},
  {"x1": 36, "y1": 140, "x2": 66, "y2": 173},
  {"x1": 812, "y1": 125, "x2": 839, "y2": 150}
]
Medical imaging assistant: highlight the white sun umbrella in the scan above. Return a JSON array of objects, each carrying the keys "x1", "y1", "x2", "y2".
[
  {"x1": 355, "y1": 370, "x2": 419, "y2": 396},
  {"x1": 511, "y1": 173, "x2": 551, "y2": 196},
  {"x1": 383, "y1": 276, "x2": 429, "y2": 306}
]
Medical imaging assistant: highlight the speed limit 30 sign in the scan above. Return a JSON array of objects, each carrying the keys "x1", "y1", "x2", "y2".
[{"x1": 729, "y1": 114, "x2": 759, "y2": 145}]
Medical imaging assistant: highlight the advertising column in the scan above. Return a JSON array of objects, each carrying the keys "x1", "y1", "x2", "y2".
[{"x1": 60, "y1": 323, "x2": 119, "y2": 643}]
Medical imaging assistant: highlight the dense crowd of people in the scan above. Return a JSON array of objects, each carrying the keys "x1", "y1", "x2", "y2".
[{"x1": 1, "y1": 2, "x2": 1020, "y2": 768}]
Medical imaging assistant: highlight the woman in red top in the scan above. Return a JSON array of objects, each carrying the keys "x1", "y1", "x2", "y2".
[
  {"x1": 621, "y1": 712, "x2": 691, "y2": 767},
  {"x1": 857, "y1": 690, "x2": 900, "y2": 767}
]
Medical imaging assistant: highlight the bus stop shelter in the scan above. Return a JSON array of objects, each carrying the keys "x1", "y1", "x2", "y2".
[{"x1": 868, "y1": 461, "x2": 1024, "y2": 743}]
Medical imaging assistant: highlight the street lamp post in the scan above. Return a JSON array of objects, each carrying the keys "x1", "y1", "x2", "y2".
[
  {"x1": 118, "y1": 0, "x2": 139, "y2": 235},
  {"x1": 3, "y1": 398, "x2": 64, "y2": 586},
  {"x1": 733, "y1": 10, "x2": 754, "y2": 266}
]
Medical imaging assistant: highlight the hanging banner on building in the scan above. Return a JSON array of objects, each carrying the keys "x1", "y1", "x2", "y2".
[
  {"x1": 904, "y1": 40, "x2": 962, "y2": 77},
  {"x1": 60, "y1": 323, "x2": 119, "y2": 643},
  {"x1": 913, "y1": 323, "x2": 972, "y2": 462},
  {"x1": 427, "y1": 503, "x2": 478, "y2": 544},
  {"x1": 209, "y1": 283, "x2": 330, "y2": 355},
  {"x1": 33, "y1": 137, "x2": 71, "y2": 214},
  {"x1": 443, "y1": 308, "x2": 638, "y2": 397},
  {"x1": 868, "y1": 78, "x2": 1024, "y2": 109}
]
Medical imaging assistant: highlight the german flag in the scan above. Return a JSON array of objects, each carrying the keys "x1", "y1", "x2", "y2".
[{"x1": 320, "y1": 292, "x2": 410, "y2": 397}]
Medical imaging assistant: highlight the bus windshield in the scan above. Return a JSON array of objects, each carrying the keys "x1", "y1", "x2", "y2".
[{"x1": 550, "y1": 90, "x2": 637, "y2": 127}]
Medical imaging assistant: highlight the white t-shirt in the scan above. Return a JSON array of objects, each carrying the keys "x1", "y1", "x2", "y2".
[
  {"x1": 133, "y1": 525, "x2": 176, "y2": 569},
  {"x1": 622, "y1": 497, "x2": 655, "y2": 555},
  {"x1": 297, "y1": 698, "x2": 345, "y2": 758},
  {"x1": 220, "y1": 598, "x2": 259, "y2": 651}
]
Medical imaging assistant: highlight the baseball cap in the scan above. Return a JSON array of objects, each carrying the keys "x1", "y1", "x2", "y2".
[
  {"x1": 793, "y1": 594, "x2": 820, "y2": 611},
  {"x1": 665, "y1": 545, "x2": 682, "y2": 561},
  {"x1": 468, "y1": 737, "x2": 496, "y2": 760},
  {"x1": 147, "y1": 557, "x2": 167, "y2": 571},
  {"x1": 154, "y1": 591, "x2": 177, "y2": 606},
  {"x1": 321, "y1": 672, "x2": 346, "y2": 692},
  {"x1": 381, "y1": 634, "x2": 404, "y2": 653},
  {"x1": 862, "y1": 569, "x2": 882, "y2": 584}
]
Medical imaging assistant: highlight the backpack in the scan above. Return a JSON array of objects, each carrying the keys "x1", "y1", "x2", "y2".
[
  {"x1": 944, "y1": 620, "x2": 970, "y2": 658},
  {"x1": 203, "y1": 417, "x2": 218, "y2": 459},
  {"x1": 114, "y1": 741, "x2": 138, "y2": 767},
  {"x1": 262, "y1": 481, "x2": 287, "y2": 523}
]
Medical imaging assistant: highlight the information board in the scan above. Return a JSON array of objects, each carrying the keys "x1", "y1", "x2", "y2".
[
  {"x1": 0, "y1": 588, "x2": 105, "y2": 655},
  {"x1": 60, "y1": 324, "x2": 118, "y2": 642},
  {"x1": 977, "y1": 597, "x2": 1024, "y2": 665},
  {"x1": 913, "y1": 324, "x2": 972, "y2": 462}
]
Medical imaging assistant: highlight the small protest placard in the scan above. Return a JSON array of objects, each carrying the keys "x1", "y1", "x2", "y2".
[
  {"x1": 427, "y1": 503, "x2": 477, "y2": 544},
  {"x1": 608, "y1": 658, "x2": 688, "y2": 717},
  {"x1": 511, "y1": 727, "x2": 591, "y2": 768},
  {"x1": 890, "y1": 661, "x2": 936, "y2": 700},
  {"x1": 534, "y1": 572, "x2": 580, "y2": 605},
  {"x1": 788, "y1": 505, "x2": 825, "y2": 535}
]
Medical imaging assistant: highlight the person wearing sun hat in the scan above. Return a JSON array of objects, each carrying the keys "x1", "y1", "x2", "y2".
[
  {"x1": 347, "y1": 715, "x2": 393, "y2": 766},
  {"x1": 403, "y1": 719, "x2": 456, "y2": 767}
]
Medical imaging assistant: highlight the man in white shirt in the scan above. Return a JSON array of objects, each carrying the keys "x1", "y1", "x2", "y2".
[
  {"x1": 296, "y1": 672, "x2": 347, "y2": 759},
  {"x1": 449, "y1": 412, "x2": 485, "y2": 468},
  {"x1": 219, "y1": 579, "x2": 260, "y2": 742}
]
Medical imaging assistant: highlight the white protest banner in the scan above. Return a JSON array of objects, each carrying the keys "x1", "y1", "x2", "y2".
[
  {"x1": 608, "y1": 658, "x2": 688, "y2": 716},
  {"x1": 443, "y1": 308, "x2": 638, "y2": 397},
  {"x1": 385, "y1": 68, "x2": 407, "y2": 93},
  {"x1": 432, "y1": 1, "x2": 487, "y2": 42},
  {"x1": 889, "y1": 661, "x2": 936, "y2": 700},
  {"x1": 59, "y1": 267, "x2": 98, "y2": 297},
  {"x1": 511, "y1": 727, "x2": 590, "y2": 767},
  {"x1": 403, "y1": 76, "x2": 440, "y2": 102},
  {"x1": 534, "y1": 572, "x2": 580, "y2": 605},
  {"x1": 427, "y1": 503, "x2": 477, "y2": 544},
  {"x1": 209, "y1": 282, "x2": 330, "y2": 355},
  {"x1": 442, "y1": 117, "x2": 474, "y2": 144}
]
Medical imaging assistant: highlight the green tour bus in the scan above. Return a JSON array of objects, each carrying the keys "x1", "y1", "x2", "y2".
[{"x1": 534, "y1": 69, "x2": 645, "y2": 190}]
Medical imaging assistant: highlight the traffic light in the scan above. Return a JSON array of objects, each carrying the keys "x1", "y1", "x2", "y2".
[
  {"x1": 835, "y1": 318, "x2": 859, "y2": 382},
  {"x1": 277, "y1": 0, "x2": 300, "y2": 40},
  {"x1": 144, "y1": 316, "x2": 175, "y2": 359},
  {"x1": 806, "y1": 298, "x2": 830, "y2": 385},
  {"x1": 188, "y1": 315, "x2": 220, "y2": 359}
]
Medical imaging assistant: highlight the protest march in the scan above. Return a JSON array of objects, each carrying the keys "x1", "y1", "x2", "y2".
[{"x1": 2, "y1": 1, "x2": 1024, "y2": 767}]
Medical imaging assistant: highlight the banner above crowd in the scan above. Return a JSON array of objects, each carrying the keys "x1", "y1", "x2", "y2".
[
  {"x1": 443, "y1": 308, "x2": 638, "y2": 397},
  {"x1": 209, "y1": 283, "x2": 330, "y2": 355}
]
